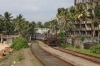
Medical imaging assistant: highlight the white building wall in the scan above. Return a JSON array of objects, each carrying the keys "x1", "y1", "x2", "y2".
[{"x1": 35, "y1": 28, "x2": 49, "y2": 34}]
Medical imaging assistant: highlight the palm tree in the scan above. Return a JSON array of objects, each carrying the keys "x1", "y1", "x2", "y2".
[
  {"x1": 0, "y1": 15, "x2": 4, "y2": 33},
  {"x1": 37, "y1": 21, "x2": 43, "y2": 28},
  {"x1": 56, "y1": 7, "x2": 74, "y2": 43},
  {"x1": 3, "y1": 12, "x2": 13, "y2": 34},
  {"x1": 76, "y1": 4, "x2": 86, "y2": 36},
  {"x1": 88, "y1": 4, "x2": 99, "y2": 43},
  {"x1": 28, "y1": 21, "x2": 36, "y2": 36},
  {"x1": 94, "y1": 4, "x2": 100, "y2": 43},
  {"x1": 69, "y1": 6, "x2": 77, "y2": 36},
  {"x1": 13, "y1": 14, "x2": 26, "y2": 36}
]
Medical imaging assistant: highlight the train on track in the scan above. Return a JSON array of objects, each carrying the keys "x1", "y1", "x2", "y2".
[
  {"x1": 43, "y1": 29, "x2": 60, "y2": 46},
  {"x1": 32, "y1": 30, "x2": 59, "y2": 46}
]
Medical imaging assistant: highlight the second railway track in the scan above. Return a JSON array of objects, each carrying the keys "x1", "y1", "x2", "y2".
[
  {"x1": 30, "y1": 41, "x2": 100, "y2": 66},
  {"x1": 53, "y1": 47, "x2": 100, "y2": 64}
]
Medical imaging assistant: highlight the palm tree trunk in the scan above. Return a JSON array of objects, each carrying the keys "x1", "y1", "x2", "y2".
[
  {"x1": 98, "y1": 23, "x2": 100, "y2": 44},
  {"x1": 65, "y1": 21, "x2": 68, "y2": 44}
]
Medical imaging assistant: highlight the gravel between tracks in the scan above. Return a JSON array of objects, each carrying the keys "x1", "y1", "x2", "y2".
[{"x1": 38, "y1": 41, "x2": 100, "y2": 66}]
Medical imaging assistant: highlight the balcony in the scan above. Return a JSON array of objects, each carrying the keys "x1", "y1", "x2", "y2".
[
  {"x1": 95, "y1": 27, "x2": 98, "y2": 30},
  {"x1": 75, "y1": 22, "x2": 79, "y2": 24},
  {"x1": 94, "y1": 0, "x2": 99, "y2": 3},
  {"x1": 81, "y1": 28, "x2": 86, "y2": 31},
  {"x1": 87, "y1": 21, "x2": 91, "y2": 24},
  {"x1": 81, "y1": 21, "x2": 85, "y2": 24},
  {"x1": 74, "y1": 28, "x2": 80, "y2": 31},
  {"x1": 86, "y1": 28, "x2": 91, "y2": 30}
]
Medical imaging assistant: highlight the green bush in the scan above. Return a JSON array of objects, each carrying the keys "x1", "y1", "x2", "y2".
[
  {"x1": 90, "y1": 44, "x2": 100, "y2": 54},
  {"x1": 60, "y1": 43, "x2": 67, "y2": 48},
  {"x1": 58, "y1": 32, "x2": 66, "y2": 44},
  {"x1": 80, "y1": 36, "x2": 85, "y2": 41},
  {"x1": 10, "y1": 38, "x2": 29, "y2": 50}
]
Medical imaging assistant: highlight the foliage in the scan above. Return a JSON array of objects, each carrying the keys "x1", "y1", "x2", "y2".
[
  {"x1": 0, "y1": 12, "x2": 36, "y2": 38},
  {"x1": 10, "y1": 38, "x2": 29, "y2": 50},
  {"x1": 37, "y1": 21, "x2": 43, "y2": 28},
  {"x1": 58, "y1": 32, "x2": 65, "y2": 43},
  {"x1": 44, "y1": 21, "x2": 50, "y2": 28},
  {"x1": 90, "y1": 44, "x2": 100, "y2": 54},
  {"x1": 66, "y1": 45, "x2": 100, "y2": 57},
  {"x1": 60, "y1": 43, "x2": 68, "y2": 48},
  {"x1": 80, "y1": 36, "x2": 85, "y2": 41},
  {"x1": 17, "y1": 49, "x2": 24, "y2": 61},
  {"x1": 95, "y1": 4, "x2": 100, "y2": 19}
]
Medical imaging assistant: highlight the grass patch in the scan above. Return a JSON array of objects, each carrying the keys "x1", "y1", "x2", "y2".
[
  {"x1": 0, "y1": 56, "x2": 8, "y2": 62},
  {"x1": 0, "y1": 53, "x2": 13, "y2": 62},
  {"x1": 65, "y1": 44, "x2": 100, "y2": 57},
  {"x1": 10, "y1": 48, "x2": 25, "y2": 63},
  {"x1": 0, "y1": 49, "x2": 25, "y2": 65}
]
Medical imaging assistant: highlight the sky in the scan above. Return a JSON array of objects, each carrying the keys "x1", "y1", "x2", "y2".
[{"x1": 0, "y1": 0, "x2": 74, "y2": 23}]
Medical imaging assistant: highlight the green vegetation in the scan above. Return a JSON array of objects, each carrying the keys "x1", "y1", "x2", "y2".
[
  {"x1": 65, "y1": 44, "x2": 100, "y2": 57},
  {"x1": 90, "y1": 44, "x2": 100, "y2": 54},
  {"x1": 56, "y1": 3, "x2": 100, "y2": 44},
  {"x1": 58, "y1": 32, "x2": 65, "y2": 43},
  {"x1": 80, "y1": 36, "x2": 85, "y2": 41},
  {"x1": 10, "y1": 49, "x2": 24, "y2": 63},
  {"x1": 10, "y1": 38, "x2": 29, "y2": 50},
  {"x1": 0, "y1": 53, "x2": 13, "y2": 62},
  {"x1": 58, "y1": 32, "x2": 67, "y2": 48},
  {"x1": 0, "y1": 56, "x2": 8, "y2": 62}
]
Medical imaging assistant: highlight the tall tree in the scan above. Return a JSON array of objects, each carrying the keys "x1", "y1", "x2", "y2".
[
  {"x1": 37, "y1": 21, "x2": 43, "y2": 28},
  {"x1": 13, "y1": 14, "x2": 26, "y2": 35},
  {"x1": 3, "y1": 12, "x2": 13, "y2": 34},
  {"x1": 0, "y1": 14, "x2": 4, "y2": 33},
  {"x1": 44, "y1": 21, "x2": 51, "y2": 28},
  {"x1": 88, "y1": 4, "x2": 98, "y2": 43}
]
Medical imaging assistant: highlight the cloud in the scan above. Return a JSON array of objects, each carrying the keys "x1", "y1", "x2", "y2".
[{"x1": 0, "y1": 0, "x2": 74, "y2": 22}]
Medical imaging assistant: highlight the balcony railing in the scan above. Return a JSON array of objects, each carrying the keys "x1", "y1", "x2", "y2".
[{"x1": 86, "y1": 28, "x2": 91, "y2": 30}]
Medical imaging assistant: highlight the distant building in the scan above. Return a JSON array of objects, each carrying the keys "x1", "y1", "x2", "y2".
[
  {"x1": 34, "y1": 28, "x2": 49, "y2": 34},
  {"x1": 74, "y1": 0, "x2": 100, "y2": 5},
  {"x1": 0, "y1": 34, "x2": 19, "y2": 44},
  {"x1": 31, "y1": 28, "x2": 49, "y2": 40}
]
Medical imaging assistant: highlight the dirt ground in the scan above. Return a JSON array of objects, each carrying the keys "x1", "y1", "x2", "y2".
[
  {"x1": 0, "y1": 44, "x2": 9, "y2": 51},
  {"x1": 0, "y1": 48, "x2": 43, "y2": 66},
  {"x1": 15, "y1": 48, "x2": 43, "y2": 66}
]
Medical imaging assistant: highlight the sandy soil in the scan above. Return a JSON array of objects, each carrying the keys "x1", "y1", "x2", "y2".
[{"x1": 0, "y1": 44, "x2": 9, "y2": 51}]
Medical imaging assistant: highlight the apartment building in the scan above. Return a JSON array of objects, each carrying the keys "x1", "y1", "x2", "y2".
[
  {"x1": 74, "y1": 0, "x2": 100, "y2": 5},
  {"x1": 68, "y1": 0, "x2": 100, "y2": 43}
]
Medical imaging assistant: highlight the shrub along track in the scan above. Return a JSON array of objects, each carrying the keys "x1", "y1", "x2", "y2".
[
  {"x1": 30, "y1": 41, "x2": 74, "y2": 66},
  {"x1": 53, "y1": 47, "x2": 100, "y2": 64}
]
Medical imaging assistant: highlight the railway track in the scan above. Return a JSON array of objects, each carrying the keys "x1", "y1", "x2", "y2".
[
  {"x1": 30, "y1": 41, "x2": 74, "y2": 66},
  {"x1": 53, "y1": 47, "x2": 100, "y2": 64}
]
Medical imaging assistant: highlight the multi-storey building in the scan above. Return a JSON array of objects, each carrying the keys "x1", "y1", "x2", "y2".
[
  {"x1": 74, "y1": 0, "x2": 100, "y2": 5},
  {"x1": 69, "y1": 0, "x2": 100, "y2": 43}
]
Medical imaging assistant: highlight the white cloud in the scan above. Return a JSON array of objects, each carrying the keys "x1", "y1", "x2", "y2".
[
  {"x1": 0, "y1": 0, "x2": 74, "y2": 22},
  {"x1": 22, "y1": 4, "x2": 38, "y2": 11}
]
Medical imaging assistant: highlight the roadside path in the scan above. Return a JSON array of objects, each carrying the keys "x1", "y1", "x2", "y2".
[{"x1": 15, "y1": 48, "x2": 43, "y2": 66}]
